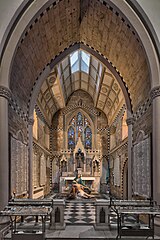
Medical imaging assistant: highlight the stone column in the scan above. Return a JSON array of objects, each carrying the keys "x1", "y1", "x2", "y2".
[
  {"x1": 126, "y1": 117, "x2": 133, "y2": 200},
  {"x1": 28, "y1": 117, "x2": 34, "y2": 198},
  {"x1": 151, "y1": 87, "x2": 160, "y2": 204},
  {"x1": 150, "y1": 87, "x2": 160, "y2": 233},
  {"x1": 0, "y1": 86, "x2": 11, "y2": 210}
]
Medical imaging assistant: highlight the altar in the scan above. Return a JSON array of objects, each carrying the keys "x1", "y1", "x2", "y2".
[
  {"x1": 60, "y1": 176, "x2": 100, "y2": 193},
  {"x1": 59, "y1": 135, "x2": 101, "y2": 193}
]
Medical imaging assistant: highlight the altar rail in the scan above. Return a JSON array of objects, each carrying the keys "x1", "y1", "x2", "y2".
[
  {"x1": 8, "y1": 199, "x2": 53, "y2": 207},
  {"x1": 94, "y1": 199, "x2": 159, "y2": 235},
  {"x1": 1, "y1": 198, "x2": 160, "y2": 239},
  {"x1": 110, "y1": 198, "x2": 156, "y2": 208}
]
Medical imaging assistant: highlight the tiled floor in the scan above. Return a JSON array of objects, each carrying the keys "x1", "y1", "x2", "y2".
[
  {"x1": 64, "y1": 202, "x2": 95, "y2": 225},
  {"x1": 64, "y1": 200, "x2": 138, "y2": 226}
]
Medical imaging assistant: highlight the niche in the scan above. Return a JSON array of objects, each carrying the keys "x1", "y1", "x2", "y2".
[
  {"x1": 55, "y1": 207, "x2": 60, "y2": 223},
  {"x1": 100, "y1": 207, "x2": 105, "y2": 223}
]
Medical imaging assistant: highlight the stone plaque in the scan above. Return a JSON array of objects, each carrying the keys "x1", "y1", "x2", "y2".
[
  {"x1": 133, "y1": 134, "x2": 151, "y2": 197},
  {"x1": 11, "y1": 136, "x2": 28, "y2": 195}
]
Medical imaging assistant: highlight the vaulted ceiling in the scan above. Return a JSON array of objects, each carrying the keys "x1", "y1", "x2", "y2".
[
  {"x1": 37, "y1": 49, "x2": 125, "y2": 124},
  {"x1": 10, "y1": 0, "x2": 150, "y2": 123}
]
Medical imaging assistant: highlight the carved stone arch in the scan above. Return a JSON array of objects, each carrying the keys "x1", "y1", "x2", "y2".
[{"x1": 66, "y1": 108, "x2": 95, "y2": 130}]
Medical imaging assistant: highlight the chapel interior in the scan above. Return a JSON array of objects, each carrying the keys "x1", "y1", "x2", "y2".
[{"x1": 0, "y1": 0, "x2": 160, "y2": 239}]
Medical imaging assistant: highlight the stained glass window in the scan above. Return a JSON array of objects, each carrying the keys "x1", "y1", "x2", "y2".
[
  {"x1": 84, "y1": 117, "x2": 90, "y2": 127},
  {"x1": 68, "y1": 126, "x2": 75, "y2": 149},
  {"x1": 84, "y1": 127, "x2": 92, "y2": 149},
  {"x1": 69, "y1": 116, "x2": 76, "y2": 127},
  {"x1": 77, "y1": 112, "x2": 83, "y2": 126},
  {"x1": 68, "y1": 112, "x2": 92, "y2": 149}
]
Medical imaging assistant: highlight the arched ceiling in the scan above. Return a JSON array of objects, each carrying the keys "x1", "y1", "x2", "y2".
[
  {"x1": 9, "y1": 0, "x2": 150, "y2": 120},
  {"x1": 37, "y1": 49, "x2": 125, "y2": 124}
]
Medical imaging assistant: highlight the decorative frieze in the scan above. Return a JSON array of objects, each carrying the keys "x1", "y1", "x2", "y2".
[{"x1": 133, "y1": 98, "x2": 151, "y2": 121}]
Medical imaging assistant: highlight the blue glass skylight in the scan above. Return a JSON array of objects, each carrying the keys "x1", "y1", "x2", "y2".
[
  {"x1": 71, "y1": 61, "x2": 79, "y2": 73},
  {"x1": 81, "y1": 51, "x2": 90, "y2": 68},
  {"x1": 81, "y1": 61, "x2": 89, "y2": 73},
  {"x1": 70, "y1": 50, "x2": 90, "y2": 74},
  {"x1": 70, "y1": 51, "x2": 78, "y2": 66}
]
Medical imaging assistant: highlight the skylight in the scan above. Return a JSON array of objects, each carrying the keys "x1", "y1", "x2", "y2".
[
  {"x1": 81, "y1": 51, "x2": 90, "y2": 66},
  {"x1": 70, "y1": 50, "x2": 90, "y2": 74},
  {"x1": 70, "y1": 51, "x2": 78, "y2": 66}
]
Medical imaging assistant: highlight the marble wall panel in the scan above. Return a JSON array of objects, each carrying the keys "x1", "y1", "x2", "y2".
[
  {"x1": 11, "y1": 136, "x2": 28, "y2": 196},
  {"x1": 133, "y1": 135, "x2": 151, "y2": 197}
]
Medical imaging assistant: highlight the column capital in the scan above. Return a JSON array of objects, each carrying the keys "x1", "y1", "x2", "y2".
[
  {"x1": 0, "y1": 85, "x2": 11, "y2": 100},
  {"x1": 126, "y1": 117, "x2": 134, "y2": 126},
  {"x1": 28, "y1": 117, "x2": 34, "y2": 126},
  {"x1": 150, "y1": 86, "x2": 160, "y2": 101}
]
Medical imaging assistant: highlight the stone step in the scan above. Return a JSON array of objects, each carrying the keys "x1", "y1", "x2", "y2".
[{"x1": 46, "y1": 238, "x2": 111, "y2": 240}]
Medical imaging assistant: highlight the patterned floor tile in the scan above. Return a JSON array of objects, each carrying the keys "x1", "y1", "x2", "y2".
[{"x1": 64, "y1": 201, "x2": 95, "y2": 225}]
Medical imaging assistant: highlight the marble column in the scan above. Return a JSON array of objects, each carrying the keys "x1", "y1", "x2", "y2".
[
  {"x1": 126, "y1": 117, "x2": 134, "y2": 200},
  {"x1": 151, "y1": 87, "x2": 160, "y2": 204},
  {"x1": 28, "y1": 117, "x2": 34, "y2": 198},
  {"x1": 0, "y1": 86, "x2": 11, "y2": 210}
]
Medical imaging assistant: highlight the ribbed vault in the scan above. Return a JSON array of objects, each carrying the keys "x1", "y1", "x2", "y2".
[{"x1": 10, "y1": 0, "x2": 150, "y2": 120}]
